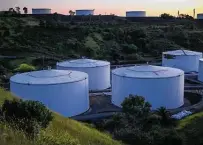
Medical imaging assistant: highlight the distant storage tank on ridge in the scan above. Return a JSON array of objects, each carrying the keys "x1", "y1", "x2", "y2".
[
  {"x1": 197, "y1": 13, "x2": 203, "y2": 19},
  {"x1": 126, "y1": 11, "x2": 146, "y2": 17},
  {"x1": 10, "y1": 70, "x2": 89, "y2": 117},
  {"x1": 32, "y1": 8, "x2": 51, "y2": 14},
  {"x1": 57, "y1": 59, "x2": 110, "y2": 91},
  {"x1": 198, "y1": 59, "x2": 203, "y2": 82},
  {"x1": 76, "y1": 9, "x2": 95, "y2": 15},
  {"x1": 162, "y1": 49, "x2": 202, "y2": 72},
  {"x1": 112, "y1": 65, "x2": 184, "y2": 109}
]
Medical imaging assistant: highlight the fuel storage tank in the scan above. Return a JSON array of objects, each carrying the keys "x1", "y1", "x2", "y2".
[
  {"x1": 197, "y1": 13, "x2": 203, "y2": 19},
  {"x1": 76, "y1": 9, "x2": 94, "y2": 15},
  {"x1": 162, "y1": 49, "x2": 202, "y2": 72},
  {"x1": 32, "y1": 8, "x2": 51, "y2": 14},
  {"x1": 198, "y1": 59, "x2": 203, "y2": 82},
  {"x1": 57, "y1": 59, "x2": 110, "y2": 91},
  {"x1": 10, "y1": 69, "x2": 89, "y2": 117},
  {"x1": 126, "y1": 11, "x2": 146, "y2": 17},
  {"x1": 112, "y1": 65, "x2": 184, "y2": 109}
]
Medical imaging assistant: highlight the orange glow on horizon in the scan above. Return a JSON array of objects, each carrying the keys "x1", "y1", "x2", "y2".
[{"x1": 1, "y1": 0, "x2": 203, "y2": 16}]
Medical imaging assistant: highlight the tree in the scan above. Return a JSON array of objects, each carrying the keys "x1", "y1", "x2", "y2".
[
  {"x1": 155, "y1": 107, "x2": 174, "y2": 126},
  {"x1": 9, "y1": 8, "x2": 15, "y2": 12},
  {"x1": 23, "y1": 7, "x2": 28, "y2": 14},
  {"x1": 178, "y1": 14, "x2": 194, "y2": 19},
  {"x1": 15, "y1": 7, "x2": 21, "y2": 14},
  {"x1": 69, "y1": 10, "x2": 75, "y2": 21},
  {"x1": 160, "y1": 13, "x2": 174, "y2": 19},
  {"x1": 69, "y1": 10, "x2": 75, "y2": 16},
  {"x1": 121, "y1": 95, "x2": 152, "y2": 117},
  {"x1": 8, "y1": 8, "x2": 16, "y2": 14}
]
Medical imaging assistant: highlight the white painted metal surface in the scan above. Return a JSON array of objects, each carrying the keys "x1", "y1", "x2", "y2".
[
  {"x1": 198, "y1": 59, "x2": 203, "y2": 82},
  {"x1": 197, "y1": 14, "x2": 203, "y2": 19},
  {"x1": 32, "y1": 8, "x2": 51, "y2": 14},
  {"x1": 10, "y1": 70, "x2": 89, "y2": 117},
  {"x1": 57, "y1": 59, "x2": 110, "y2": 91},
  {"x1": 126, "y1": 11, "x2": 146, "y2": 17},
  {"x1": 162, "y1": 49, "x2": 202, "y2": 72},
  {"x1": 112, "y1": 65, "x2": 184, "y2": 109},
  {"x1": 76, "y1": 9, "x2": 94, "y2": 16}
]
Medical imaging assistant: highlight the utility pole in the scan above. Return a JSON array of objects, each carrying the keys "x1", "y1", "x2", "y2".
[
  {"x1": 193, "y1": 8, "x2": 196, "y2": 18},
  {"x1": 178, "y1": 10, "x2": 180, "y2": 17}
]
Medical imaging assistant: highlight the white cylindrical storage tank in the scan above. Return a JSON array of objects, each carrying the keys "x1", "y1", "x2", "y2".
[
  {"x1": 162, "y1": 49, "x2": 202, "y2": 72},
  {"x1": 57, "y1": 59, "x2": 110, "y2": 91},
  {"x1": 76, "y1": 9, "x2": 94, "y2": 16},
  {"x1": 197, "y1": 13, "x2": 203, "y2": 19},
  {"x1": 32, "y1": 8, "x2": 51, "y2": 14},
  {"x1": 10, "y1": 70, "x2": 89, "y2": 117},
  {"x1": 198, "y1": 59, "x2": 203, "y2": 82},
  {"x1": 126, "y1": 11, "x2": 146, "y2": 17},
  {"x1": 112, "y1": 65, "x2": 184, "y2": 109}
]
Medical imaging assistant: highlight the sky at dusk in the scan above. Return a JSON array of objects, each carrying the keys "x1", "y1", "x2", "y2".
[{"x1": 1, "y1": 0, "x2": 203, "y2": 16}]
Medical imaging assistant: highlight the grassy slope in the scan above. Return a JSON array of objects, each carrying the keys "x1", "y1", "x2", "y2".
[
  {"x1": 0, "y1": 88, "x2": 122, "y2": 145},
  {"x1": 176, "y1": 111, "x2": 203, "y2": 130}
]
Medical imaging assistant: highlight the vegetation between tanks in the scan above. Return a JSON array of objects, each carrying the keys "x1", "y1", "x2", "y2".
[{"x1": 92, "y1": 95, "x2": 203, "y2": 145}]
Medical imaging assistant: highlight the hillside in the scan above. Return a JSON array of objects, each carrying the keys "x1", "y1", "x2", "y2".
[
  {"x1": 1, "y1": 16, "x2": 203, "y2": 61},
  {"x1": 0, "y1": 88, "x2": 122, "y2": 145}
]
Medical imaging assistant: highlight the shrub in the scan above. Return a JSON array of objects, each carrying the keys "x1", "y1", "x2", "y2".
[
  {"x1": 150, "y1": 126, "x2": 183, "y2": 145},
  {"x1": 2, "y1": 99, "x2": 53, "y2": 128},
  {"x1": 14, "y1": 63, "x2": 36, "y2": 73},
  {"x1": 114, "y1": 127, "x2": 153, "y2": 145},
  {"x1": 10, "y1": 118, "x2": 41, "y2": 138},
  {"x1": 121, "y1": 44, "x2": 138, "y2": 54},
  {"x1": 121, "y1": 95, "x2": 151, "y2": 116}
]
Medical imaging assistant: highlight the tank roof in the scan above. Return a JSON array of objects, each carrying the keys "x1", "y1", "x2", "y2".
[
  {"x1": 76, "y1": 9, "x2": 94, "y2": 11},
  {"x1": 112, "y1": 65, "x2": 184, "y2": 78},
  {"x1": 163, "y1": 49, "x2": 202, "y2": 56},
  {"x1": 57, "y1": 59, "x2": 110, "y2": 68},
  {"x1": 32, "y1": 8, "x2": 51, "y2": 10},
  {"x1": 10, "y1": 69, "x2": 88, "y2": 85},
  {"x1": 126, "y1": 11, "x2": 146, "y2": 12}
]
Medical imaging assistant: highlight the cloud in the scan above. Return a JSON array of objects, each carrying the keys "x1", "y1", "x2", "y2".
[{"x1": 0, "y1": 0, "x2": 19, "y2": 10}]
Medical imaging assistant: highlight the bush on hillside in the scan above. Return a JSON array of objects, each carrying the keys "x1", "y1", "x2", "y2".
[
  {"x1": 2, "y1": 99, "x2": 53, "y2": 129},
  {"x1": 1, "y1": 99, "x2": 53, "y2": 138},
  {"x1": 10, "y1": 118, "x2": 41, "y2": 138},
  {"x1": 14, "y1": 63, "x2": 36, "y2": 73}
]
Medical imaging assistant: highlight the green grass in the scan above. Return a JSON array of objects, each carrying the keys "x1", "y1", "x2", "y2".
[
  {"x1": 0, "y1": 88, "x2": 122, "y2": 145},
  {"x1": 0, "y1": 123, "x2": 35, "y2": 145},
  {"x1": 176, "y1": 111, "x2": 203, "y2": 130}
]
